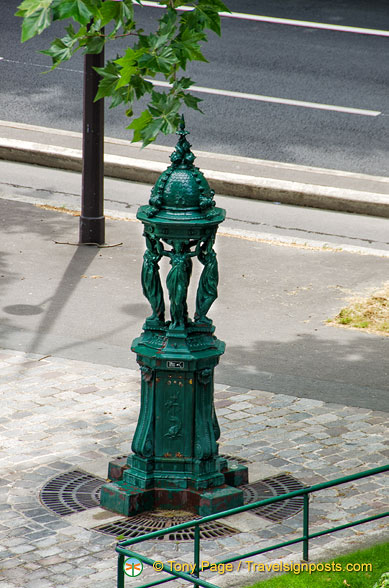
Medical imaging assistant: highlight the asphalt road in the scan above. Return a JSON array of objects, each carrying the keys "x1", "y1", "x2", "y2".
[{"x1": 1, "y1": 1, "x2": 389, "y2": 175}]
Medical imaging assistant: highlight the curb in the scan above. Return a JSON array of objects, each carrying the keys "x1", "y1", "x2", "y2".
[{"x1": 1, "y1": 130, "x2": 389, "y2": 218}]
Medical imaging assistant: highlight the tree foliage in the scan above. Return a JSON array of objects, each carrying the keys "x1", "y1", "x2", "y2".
[{"x1": 16, "y1": 0, "x2": 229, "y2": 145}]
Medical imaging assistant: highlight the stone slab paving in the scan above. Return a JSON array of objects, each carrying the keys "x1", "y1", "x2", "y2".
[{"x1": 0, "y1": 348, "x2": 388, "y2": 588}]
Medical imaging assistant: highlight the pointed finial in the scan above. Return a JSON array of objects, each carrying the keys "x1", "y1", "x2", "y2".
[
  {"x1": 170, "y1": 114, "x2": 195, "y2": 167},
  {"x1": 178, "y1": 114, "x2": 189, "y2": 137}
]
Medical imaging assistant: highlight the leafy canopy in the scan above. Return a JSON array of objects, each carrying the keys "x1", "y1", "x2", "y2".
[{"x1": 16, "y1": 0, "x2": 229, "y2": 145}]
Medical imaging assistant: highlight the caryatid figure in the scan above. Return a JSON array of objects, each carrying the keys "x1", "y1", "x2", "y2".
[
  {"x1": 141, "y1": 235, "x2": 165, "y2": 323},
  {"x1": 166, "y1": 247, "x2": 193, "y2": 328},
  {"x1": 195, "y1": 237, "x2": 219, "y2": 324}
]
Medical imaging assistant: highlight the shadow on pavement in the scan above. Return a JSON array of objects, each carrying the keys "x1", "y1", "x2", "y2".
[{"x1": 25, "y1": 246, "x2": 98, "y2": 356}]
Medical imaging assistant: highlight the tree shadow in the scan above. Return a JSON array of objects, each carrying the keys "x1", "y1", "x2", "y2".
[
  {"x1": 0, "y1": 198, "x2": 79, "y2": 321},
  {"x1": 0, "y1": 199, "x2": 76, "y2": 240},
  {"x1": 25, "y1": 246, "x2": 98, "y2": 356},
  {"x1": 0, "y1": 250, "x2": 20, "y2": 341},
  {"x1": 0, "y1": 199, "x2": 90, "y2": 353},
  {"x1": 0, "y1": 198, "x2": 144, "y2": 366}
]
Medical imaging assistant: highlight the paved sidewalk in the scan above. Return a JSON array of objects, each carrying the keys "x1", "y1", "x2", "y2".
[
  {"x1": 1, "y1": 120, "x2": 389, "y2": 217},
  {"x1": 1, "y1": 349, "x2": 388, "y2": 588}
]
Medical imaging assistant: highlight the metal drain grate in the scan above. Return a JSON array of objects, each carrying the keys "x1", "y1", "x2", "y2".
[
  {"x1": 95, "y1": 511, "x2": 239, "y2": 541},
  {"x1": 40, "y1": 470, "x2": 104, "y2": 516},
  {"x1": 39, "y1": 469, "x2": 239, "y2": 542},
  {"x1": 220, "y1": 454, "x2": 250, "y2": 465},
  {"x1": 242, "y1": 474, "x2": 306, "y2": 521}
]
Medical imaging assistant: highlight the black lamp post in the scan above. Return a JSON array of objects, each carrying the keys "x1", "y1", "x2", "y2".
[{"x1": 79, "y1": 42, "x2": 105, "y2": 245}]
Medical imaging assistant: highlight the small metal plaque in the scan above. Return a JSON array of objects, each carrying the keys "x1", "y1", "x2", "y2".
[{"x1": 167, "y1": 360, "x2": 185, "y2": 369}]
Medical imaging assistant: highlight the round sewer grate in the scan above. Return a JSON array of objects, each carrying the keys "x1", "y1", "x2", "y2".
[
  {"x1": 39, "y1": 469, "x2": 239, "y2": 542},
  {"x1": 40, "y1": 470, "x2": 104, "y2": 516},
  {"x1": 95, "y1": 511, "x2": 239, "y2": 541},
  {"x1": 242, "y1": 474, "x2": 306, "y2": 522}
]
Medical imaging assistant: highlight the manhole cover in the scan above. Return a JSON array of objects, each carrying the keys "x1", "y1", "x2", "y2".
[
  {"x1": 242, "y1": 474, "x2": 306, "y2": 521},
  {"x1": 40, "y1": 470, "x2": 104, "y2": 516},
  {"x1": 95, "y1": 511, "x2": 239, "y2": 541}
]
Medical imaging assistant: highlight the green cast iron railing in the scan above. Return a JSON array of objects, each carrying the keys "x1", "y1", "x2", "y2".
[{"x1": 116, "y1": 464, "x2": 389, "y2": 588}]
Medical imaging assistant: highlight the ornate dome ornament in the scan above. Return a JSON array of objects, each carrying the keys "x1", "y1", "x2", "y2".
[
  {"x1": 145, "y1": 116, "x2": 218, "y2": 219},
  {"x1": 136, "y1": 117, "x2": 226, "y2": 332}
]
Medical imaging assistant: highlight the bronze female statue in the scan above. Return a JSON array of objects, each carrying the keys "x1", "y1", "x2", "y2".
[
  {"x1": 141, "y1": 235, "x2": 165, "y2": 323},
  {"x1": 195, "y1": 238, "x2": 219, "y2": 324},
  {"x1": 166, "y1": 248, "x2": 192, "y2": 328}
]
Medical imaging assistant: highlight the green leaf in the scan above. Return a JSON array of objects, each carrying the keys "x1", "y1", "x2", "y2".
[
  {"x1": 147, "y1": 92, "x2": 181, "y2": 128},
  {"x1": 198, "y1": 0, "x2": 230, "y2": 13},
  {"x1": 138, "y1": 47, "x2": 178, "y2": 74},
  {"x1": 197, "y1": 5, "x2": 222, "y2": 35},
  {"x1": 158, "y1": 0, "x2": 190, "y2": 6},
  {"x1": 128, "y1": 91, "x2": 182, "y2": 146},
  {"x1": 182, "y1": 93, "x2": 203, "y2": 112},
  {"x1": 181, "y1": 3, "x2": 224, "y2": 35},
  {"x1": 110, "y1": 86, "x2": 133, "y2": 108},
  {"x1": 172, "y1": 28, "x2": 207, "y2": 69},
  {"x1": 52, "y1": 0, "x2": 93, "y2": 25},
  {"x1": 115, "y1": 47, "x2": 140, "y2": 69},
  {"x1": 147, "y1": 31, "x2": 172, "y2": 52},
  {"x1": 141, "y1": 117, "x2": 165, "y2": 144},
  {"x1": 127, "y1": 110, "x2": 153, "y2": 143},
  {"x1": 83, "y1": 35, "x2": 105, "y2": 54},
  {"x1": 16, "y1": 0, "x2": 51, "y2": 18},
  {"x1": 94, "y1": 61, "x2": 121, "y2": 101},
  {"x1": 170, "y1": 76, "x2": 203, "y2": 113},
  {"x1": 115, "y1": 67, "x2": 139, "y2": 88},
  {"x1": 173, "y1": 76, "x2": 194, "y2": 92},
  {"x1": 130, "y1": 75, "x2": 153, "y2": 99},
  {"x1": 95, "y1": 61, "x2": 143, "y2": 107},
  {"x1": 114, "y1": 47, "x2": 144, "y2": 88},
  {"x1": 158, "y1": 8, "x2": 177, "y2": 37},
  {"x1": 147, "y1": 90, "x2": 172, "y2": 115},
  {"x1": 40, "y1": 25, "x2": 79, "y2": 66},
  {"x1": 21, "y1": 6, "x2": 51, "y2": 41},
  {"x1": 99, "y1": 0, "x2": 134, "y2": 32}
]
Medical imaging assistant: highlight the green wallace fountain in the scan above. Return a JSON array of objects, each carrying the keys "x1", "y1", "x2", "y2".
[{"x1": 100, "y1": 118, "x2": 248, "y2": 516}]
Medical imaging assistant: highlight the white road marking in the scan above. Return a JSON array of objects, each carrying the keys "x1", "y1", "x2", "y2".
[
  {"x1": 140, "y1": 1, "x2": 389, "y2": 37},
  {"x1": 0, "y1": 58, "x2": 382, "y2": 116},
  {"x1": 0, "y1": 57, "x2": 83, "y2": 74},
  {"x1": 147, "y1": 79, "x2": 381, "y2": 116}
]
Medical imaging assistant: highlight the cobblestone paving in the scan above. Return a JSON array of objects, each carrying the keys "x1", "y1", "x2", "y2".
[{"x1": 0, "y1": 349, "x2": 388, "y2": 588}]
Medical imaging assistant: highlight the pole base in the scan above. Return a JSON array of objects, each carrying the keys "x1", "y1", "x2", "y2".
[
  {"x1": 79, "y1": 215, "x2": 105, "y2": 245},
  {"x1": 100, "y1": 458, "x2": 247, "y2": 517}
]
